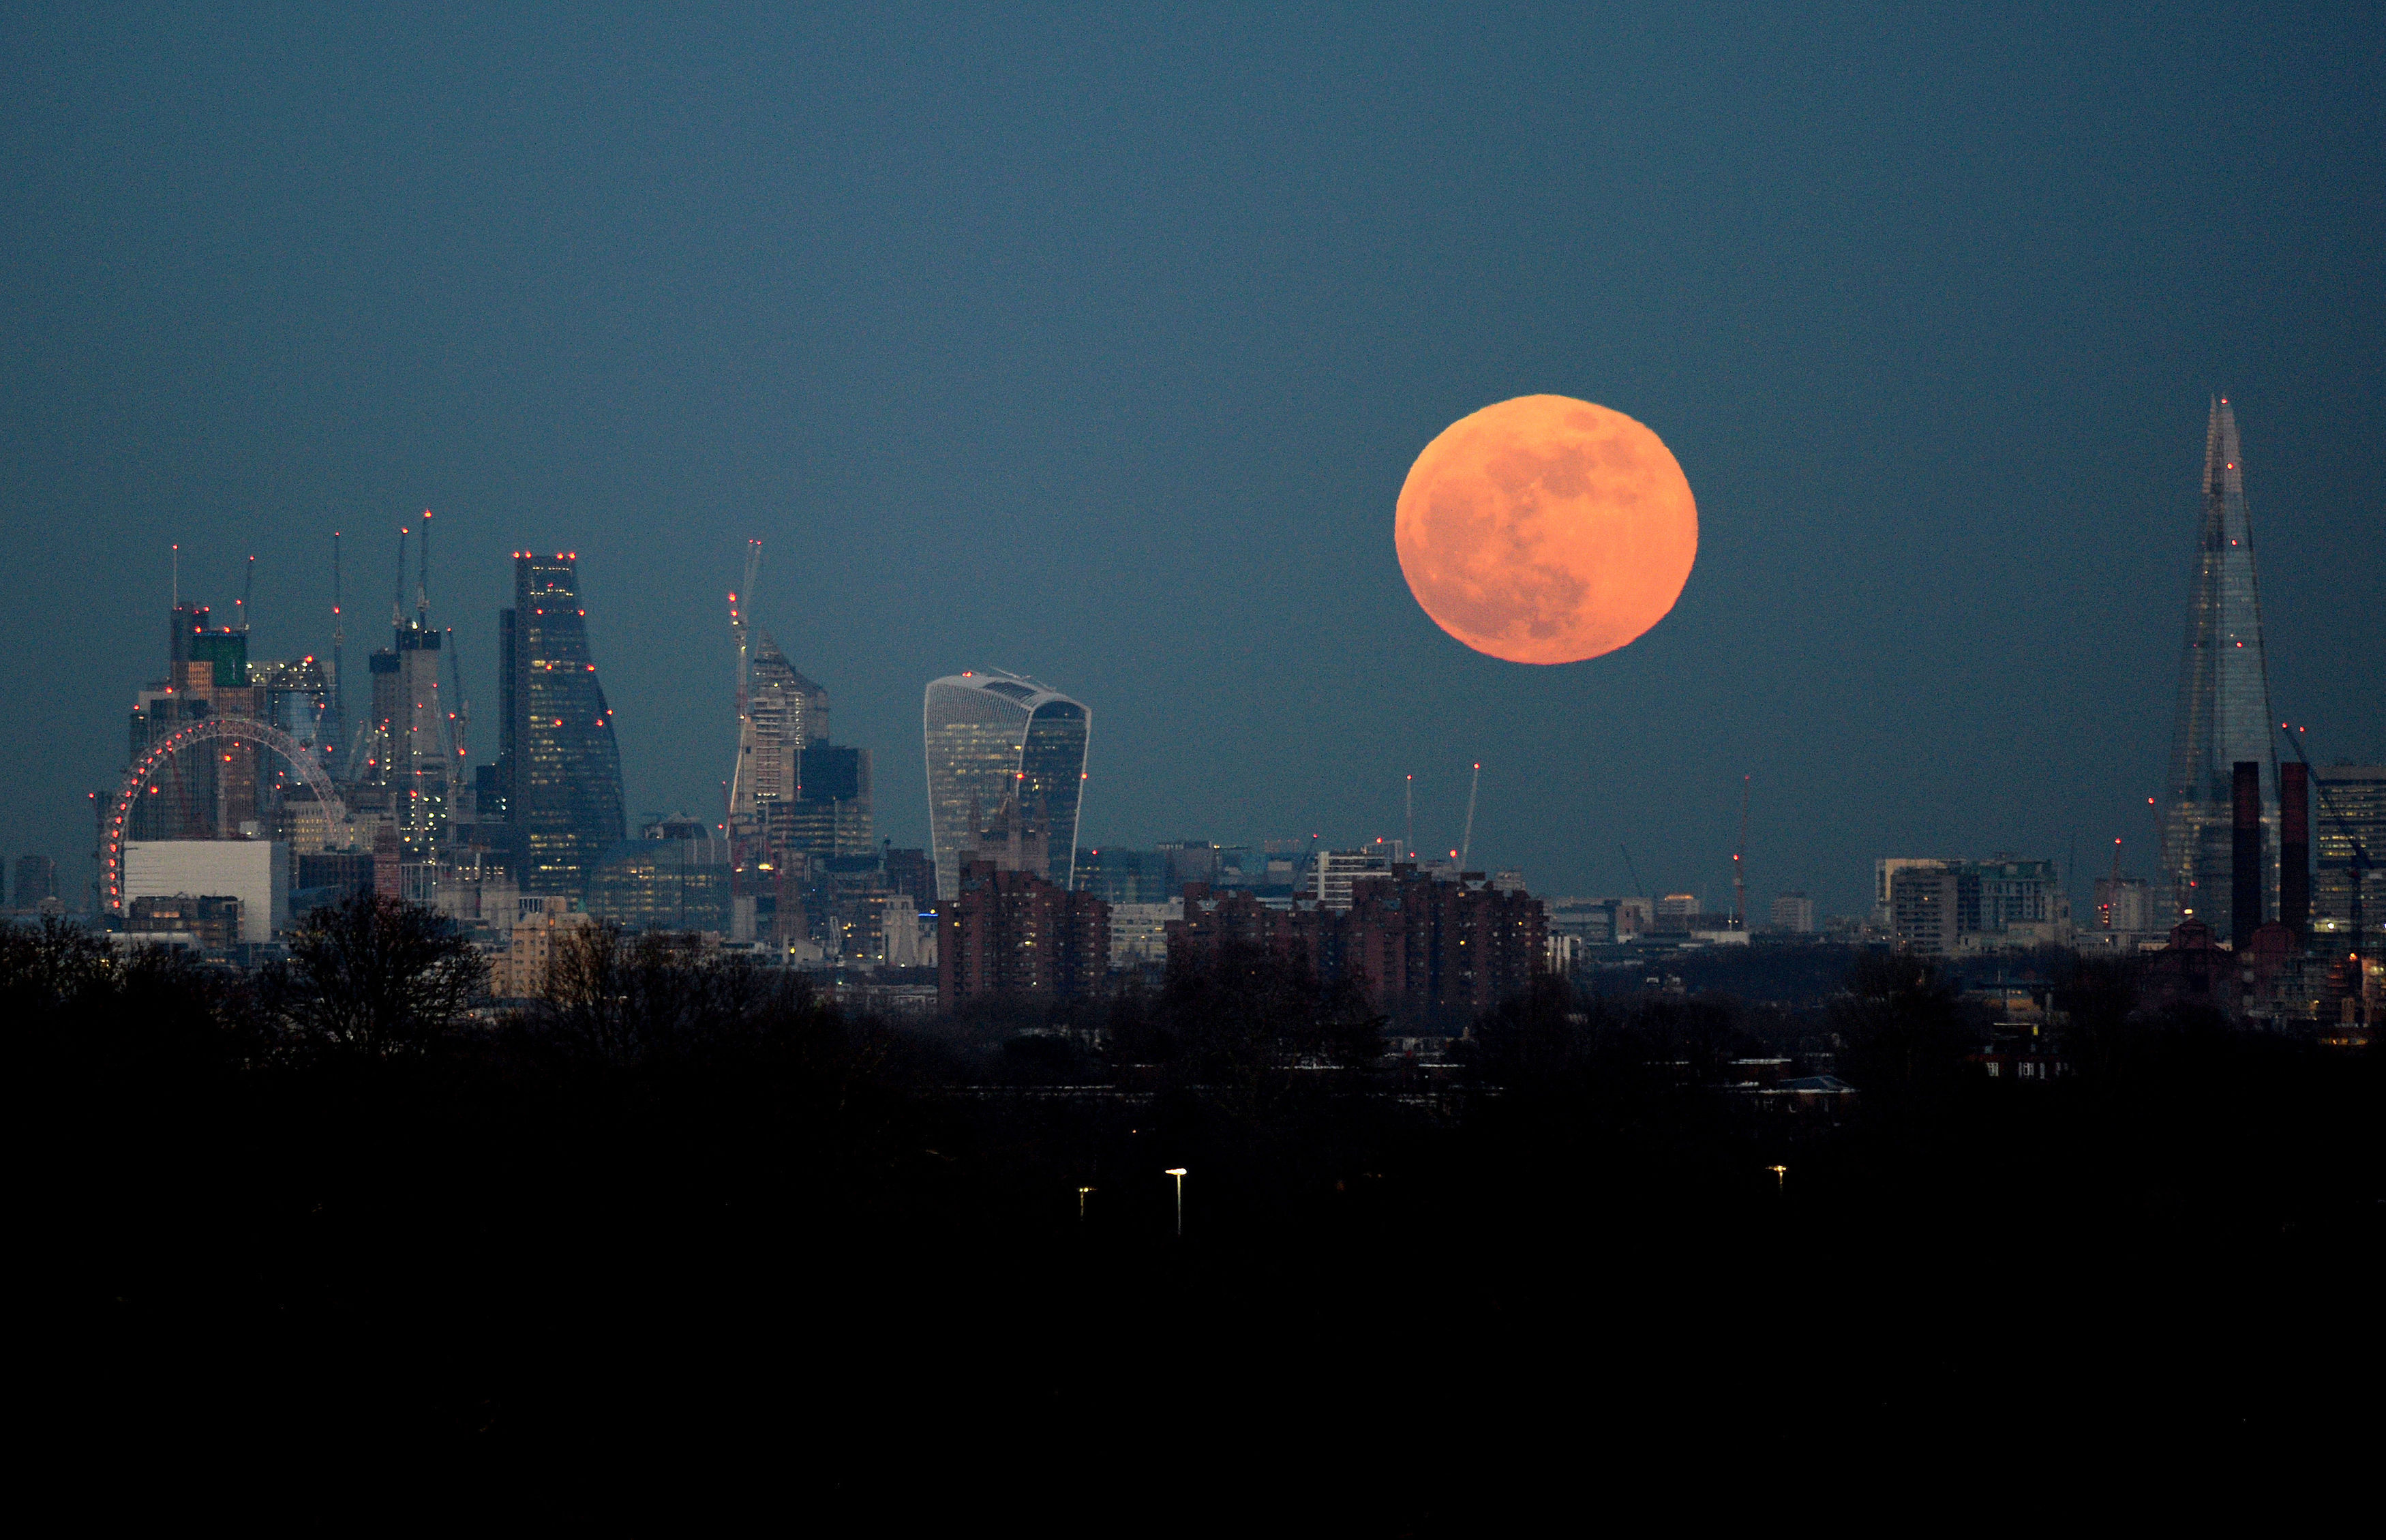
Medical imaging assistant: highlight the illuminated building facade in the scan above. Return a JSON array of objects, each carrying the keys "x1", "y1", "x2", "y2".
[
  {"x1": 2312, "y1": 764, "x2": 2383, "y2": 945},
  {"x1": 500, "y1": 552, "x2": 626, "y2": 896},
  {"x1": 922, "y1": 671, "x2": 1089, "y2": 900},
  {"x1": 2158, "y1": 399, "x2": 2276, "y2": 926}
]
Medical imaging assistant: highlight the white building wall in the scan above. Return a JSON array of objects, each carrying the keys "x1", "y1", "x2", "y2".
[{"x1": 123, "y1": 840, "x2": 290, "y2": 942}]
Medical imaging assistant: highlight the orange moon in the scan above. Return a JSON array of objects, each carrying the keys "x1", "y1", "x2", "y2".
[{"x1": 1395, "y1": 395, "x2": 1697, "y2": 665}]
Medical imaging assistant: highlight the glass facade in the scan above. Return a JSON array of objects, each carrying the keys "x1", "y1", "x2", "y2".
[
  {"x1": 587, "y1": 834, "x2": 733, "y2": 933},
  {"x1": 503, "y1": 554, "x2": 626, "y2": 896},
  {"x1": 922, "y1": 672, "x2": 1090, "y2": 900},
  {"x1": 2159, "y1": 401, "x2": 2277, "y2": 928},
  {"x1": 776, "y1": 742, "x2": 874, "y2": 860}
]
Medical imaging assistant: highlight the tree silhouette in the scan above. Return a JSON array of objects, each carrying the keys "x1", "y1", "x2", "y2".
[{"x1": 261, "y1": 892, "x2": 487, "y2": 1055}]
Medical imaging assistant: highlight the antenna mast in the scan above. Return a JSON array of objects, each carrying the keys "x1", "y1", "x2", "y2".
[
  {"x1": 239, "y1": 554, "x2": 255, "y2": 635},
  {"x1": 1460, "y1": 761, "x2": 1481, "y2": 871},
  {"x1": 1733, "y1": 773, "x2": 1751, "y2": 928},
  {"x1": 417, "y1": 510, "x2": 432, "y2": 625},
  {"x1": 1404, "y1": 773, "x2": 1414, "y2": 863}
]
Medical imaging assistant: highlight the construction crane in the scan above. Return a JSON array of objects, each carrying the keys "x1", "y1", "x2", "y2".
[
  {"x1": 1459, "y1": 762, "x2": 1481, "y2": 871},
  {"x1": 416, "y1": 509, "x2": 433, "y2": 626},
  {"x1": 392, "y1": 525, "x2": 409, "y2": 628},
  {"x1": 330, "y1": 530, "x2": 347, "y2": 779},
  {"x1": 443, "y1": 625, "x2": 470, "y2": 789},
  {"x1": 1732, "y1": 773, "x2": 1751, "y2": 929},
  {"x1": 1618, "y1": 843, "x2": 1646, "y2": 899},
  {"x1": 725, "y1": 540, "x2": 764, "y2": 879},
  {"x1": 238, "y1": 554, "x2": 254, "y2": 635},
  {"x1": 2279, "y1": 722, "x2": 2372, "y2": 1025}
]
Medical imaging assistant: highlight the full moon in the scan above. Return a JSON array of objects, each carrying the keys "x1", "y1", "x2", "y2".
[{"x1": 1395, "y1": 395, "x2": 1697, "y2": 665}]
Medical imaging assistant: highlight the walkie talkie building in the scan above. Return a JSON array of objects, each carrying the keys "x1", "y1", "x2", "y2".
[
  {"x1": 2158, "y1": 399, "x2": 2276, "y2": 935},
  {"x1": 922, "y1": 671, "x2": 1089, "y2": 901}
]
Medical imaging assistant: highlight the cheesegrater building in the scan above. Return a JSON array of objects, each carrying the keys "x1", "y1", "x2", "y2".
[
  {"x1": 499, "y1": 552, "x2": 626, "y2": 896},
  {"x1": 2158, "y1": 399, "x2": 2277, "y2": 936},
  {"x1": 922, "y1": 671, "x2": 1089, "y2": 901}
]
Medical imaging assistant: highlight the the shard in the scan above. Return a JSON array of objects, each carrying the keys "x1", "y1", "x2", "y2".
[{"x1": 2157, "y1": 399, "x2": 2276, "y2": 936}]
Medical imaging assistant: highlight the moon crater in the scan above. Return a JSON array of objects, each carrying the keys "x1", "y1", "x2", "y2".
[{"x1": 1396, "y1": 395, "x2": 1697, "y2": 665}]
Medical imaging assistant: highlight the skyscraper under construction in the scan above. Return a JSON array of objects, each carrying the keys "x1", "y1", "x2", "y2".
[
  {"x1": 2158, "y1": 399, "x2": 2276, "y2": 935},
  {"x1": 499, "y1": 552, "x2": 626, "y2": 896}
]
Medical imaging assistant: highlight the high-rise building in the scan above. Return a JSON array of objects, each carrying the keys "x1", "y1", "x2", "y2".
[
  {"x1": 1874, "y1": 858, "x2": 1952, "y2": 928},
  {"x1": 588, "y1": 826, "x2": 734, "y2": 934},
  {"x1": 774, "y1": 742, "x2": 875, "y2": 861},
  {"x1": 365, "y1": 624, "x2": 449, "y2": 856},
  {"x1": 2159, "y1": 399, "x2": 2277, "y2": 927},
  {"x1": 1890, "y1": 864, "x2": 1963, "y2": 956},
  {"x1": 731, "y1": 633, "x2": 830, "y2": 820},
  {"x1": 13, "y1": 854, "x2": 58, "y2": 909},
  {"x1": 1314, "y1": 849, "x2": 1391, "y2": 911},
  {"x1": 500, "y1": 553, "x2": 626, "y2": 896},
  {"x1": 2312, "y1": 764, "x2": 2383, "y2": 948},
  {"x1": 1768, "y1": 892, "x2": 1815, "y2": 933},
  {"x1": 922, "y1": 671, "x2": 1089, "y2": 901},
  {"x1": 253, "y1": 657, "x2": 336, "y2": 768}
]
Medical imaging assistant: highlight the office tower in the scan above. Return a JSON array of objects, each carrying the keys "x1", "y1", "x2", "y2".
[
  {"x1": 588, "y1": 824, "x2": 734, "y2": 934},
  {"x1": 2312, "y1": 764, "x2": 2383, "y2": 946},
  {"x1": 501, "y1": 552, "x2": 626, "y2": 896},
  {"x1": 731, "y1": 633, "x2": 830, "y2": 821},
  {"x1": 775, "y1": 742, "x2": 874, "y2": 860},
  {"x1": 1076, "y1": 847, "x2": 1175, "y2": 905},
  {"x1": 1315, "y1": 849, "x2": 1392, "y2": 911},
  {"x1": 1768, "y1": 893, "x2": 1815, "y2": 933},
  {"x1": 254, "y1": 657, "x2": 336, "y2": 766},
  {"x1": 2159, "y1": 399, "x2": 2277, "y2": 926},
  {"x1": 14, "y1": 854, "x2": 58, "y2": 909},
  {"x1": 922, "y1": 671, "x2": 1089, "y2": 900},
  {"x1": 1890, "y1": 864, "x2": 1963, "y2": 955}
]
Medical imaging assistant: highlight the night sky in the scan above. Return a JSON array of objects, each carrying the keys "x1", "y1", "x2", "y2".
[{"x1": 4, "y1": 4, "x2": 2379, "y2": 916}]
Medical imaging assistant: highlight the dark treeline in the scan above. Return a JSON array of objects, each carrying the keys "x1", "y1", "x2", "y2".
[{"x1": 14, "y1": 899, "x2": 2375, "y2": 1512}]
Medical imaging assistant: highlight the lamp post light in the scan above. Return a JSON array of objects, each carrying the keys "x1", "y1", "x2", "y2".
[
  {"x1": 1766, "y1": 1164, "x2": 1787, "y2": 1192},
  {"x1": 1077, "y1": 1186, "x2": 1096, "y2": 1222},
  {"x1": 1164, "y1": 1168, "x2": 1188, "y2": 1237}
]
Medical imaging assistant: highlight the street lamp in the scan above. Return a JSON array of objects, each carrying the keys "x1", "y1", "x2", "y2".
[
  {"x1": 1076, "y1": 1186, "x2": 1096, "y2": 1222},
  {"x1": 1766, "y1": 1164, "x2": 1787, "y2": 1192},
  {"x1": 1165, "y1": 1168, "x2": 1188, "y2": 1237}
]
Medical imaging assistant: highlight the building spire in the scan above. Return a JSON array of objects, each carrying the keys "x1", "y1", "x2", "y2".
[{"x1": 2158, "y1": 396, "x2": 2277, "y2": 933}]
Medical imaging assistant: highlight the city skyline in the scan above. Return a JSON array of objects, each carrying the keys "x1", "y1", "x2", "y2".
[{"x1": 3, "y1": 7, "x2": 2381, "y2": 920}]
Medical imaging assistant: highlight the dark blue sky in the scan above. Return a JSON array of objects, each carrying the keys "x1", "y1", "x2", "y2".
[{"x1": 5, "y1": 3, "x2": 2380, "y2": 915}]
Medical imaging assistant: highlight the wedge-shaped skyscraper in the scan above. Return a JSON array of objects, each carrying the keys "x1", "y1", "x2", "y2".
[
  {"x1": 500, "y1": 552, "x2": 626, "y2": 896},
  {"x1": 923, "y1": 671, "x2": 1089, "y2": 901},
  {"x1": 2158, "y1": 399, "x2": 2276, "y2": 934}
]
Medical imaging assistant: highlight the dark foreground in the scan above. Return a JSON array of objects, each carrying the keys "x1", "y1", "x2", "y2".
[{"x1": 16, "y1": 922, "x2": 2379, "y2": 1519}]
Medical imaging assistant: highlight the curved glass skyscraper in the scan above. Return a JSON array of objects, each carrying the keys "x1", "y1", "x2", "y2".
[
  {"x1": 501, "y1": 552, "x2": 626, "y2": 896},
  {"x1": 2158, "y1": 399, "x2": 2276, "y2": 932},
  {"x1": 923, "y1": 671, "x2": 1089, "y2": 900}
]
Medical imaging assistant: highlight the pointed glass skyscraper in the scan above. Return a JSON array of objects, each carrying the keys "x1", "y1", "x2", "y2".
[{"x1": 2158, "y1": 399, "x2": 2276, "y2": 932}]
